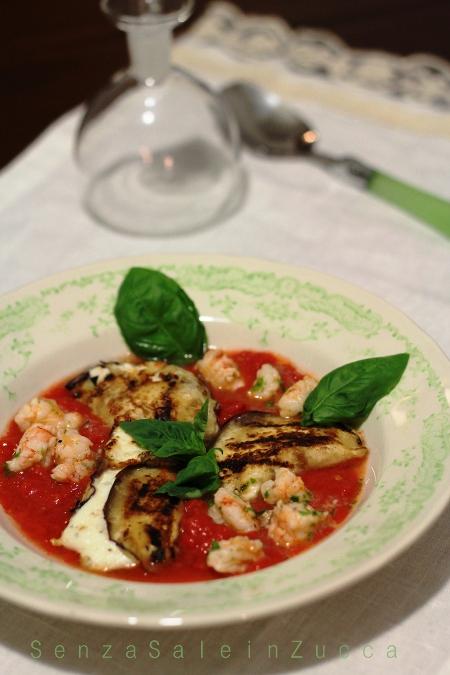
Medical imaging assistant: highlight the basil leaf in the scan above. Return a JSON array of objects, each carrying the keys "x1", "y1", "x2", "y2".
[
  {"x1": 120, "y1": 401, "x2": 209, "y2": 459},
  {"x1": 114, "y1": 267, "x2": 207, "y2": 364},
  {"x1": 193, "y1": 400, "x2": 209, "y2": 439},
  {"x1": 120, "y1": 419, "x2": 204, "y2": 458},
  {"x1": 302, "y1": 353, "x2": 409, "y2": 428},
  {"x1": 119, "y1": 399, "x2": 209, "y2": 457},
  {"x1": 156, "y1": 449, "x2": 221, "y2": 498}
]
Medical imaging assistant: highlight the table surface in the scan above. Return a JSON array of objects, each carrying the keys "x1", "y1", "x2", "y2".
[
  {"x1": 2, "y1": 0, "x2": 450, "y2": 169},
  {"x1": 0, "y1": 3, "x2": 450, "y2": 674}
]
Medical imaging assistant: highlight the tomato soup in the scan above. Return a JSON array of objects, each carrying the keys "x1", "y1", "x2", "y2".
[{"x1": 0, "y1": 351, "x2": 367, "y2": 582}]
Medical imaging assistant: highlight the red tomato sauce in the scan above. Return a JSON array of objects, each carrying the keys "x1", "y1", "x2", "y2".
[
  {"x1": 0, "y1": 383, "x2": 110, "y2": 566},
  {"x1": 196, "y1": 350, "x2": 303, "y2": 425},
  {"x1": 0, "y1": 351, "x2": 367, "y2": 582}
]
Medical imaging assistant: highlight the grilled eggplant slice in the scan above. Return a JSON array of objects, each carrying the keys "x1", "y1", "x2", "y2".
[
  {"x1": 104, "y1": 465, "x2": 182, "y2": 570},
  {"x1": 67, "y1": 360, "x2": 218, "y2": 441},
  {"x1": 215, "y1": 412, "x2": 367, "y2": 479}
]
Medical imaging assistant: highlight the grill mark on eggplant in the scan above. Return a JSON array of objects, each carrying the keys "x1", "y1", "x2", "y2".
[
  {"x1": 219, "y1": 456, "x2": 294, "y2": 476},
  {"x1": 65, "y1": 371, "x2": 90, "y2": 391},
  {"x1": 147, "y1": 527, "x2": 164, "y2": 563},
  {"x1": 226, "y1": 431, "x2": 334, "y2": 449},
  {"x1": 160, "y1": 373, "x2": 178, "y2": 384},
  {"x1": 138, "y1": 483, "x2": 149, "y2": 498},
  {"x1": 153, "y1": 390, "x2": 174, "y2": 421},
  {"x1": 232, "y1": 412, "x2": 302, "y2": 428}
]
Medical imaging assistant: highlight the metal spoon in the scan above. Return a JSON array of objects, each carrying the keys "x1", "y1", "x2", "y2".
[{"x1": 221, "y1": 81, "x2": 450, "y2": 238}]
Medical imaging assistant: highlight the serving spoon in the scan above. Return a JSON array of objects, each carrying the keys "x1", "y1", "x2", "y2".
[{"x1": 221, "y1": 82, "x2": 450, "y2": 238}]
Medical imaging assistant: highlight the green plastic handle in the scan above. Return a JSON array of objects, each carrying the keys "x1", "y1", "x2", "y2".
[{"x1": 368, "y1": 170, "x2": 450, "y2": 239}]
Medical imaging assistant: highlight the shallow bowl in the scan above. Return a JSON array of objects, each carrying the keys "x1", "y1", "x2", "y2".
[{"x1": 0, "y1": 254, "x2": 448, "y2": 628}]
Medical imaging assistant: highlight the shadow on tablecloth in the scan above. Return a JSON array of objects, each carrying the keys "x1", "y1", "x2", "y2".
[{"x1": 1, "y1": 497, "x2": 449, "y2": 675}]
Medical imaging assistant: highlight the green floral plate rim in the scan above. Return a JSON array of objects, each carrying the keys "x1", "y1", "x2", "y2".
[{"x1": 0, "y1": 254, "x2": 449, "y2": 629}]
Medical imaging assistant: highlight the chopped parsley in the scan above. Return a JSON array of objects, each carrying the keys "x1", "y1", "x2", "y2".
[
  {"x1": 241, "y1": 477, "x2": 257, "y2": 492},
  {"x1": 299, "y1": 508, "x2": 322, "y2": 517},
  {"x1": 250, "y1": 376, "x2": 265, "y2": 394}
]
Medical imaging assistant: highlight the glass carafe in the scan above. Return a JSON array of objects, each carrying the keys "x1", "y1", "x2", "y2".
[{"x1": 76, "y1": 0, "x2": 241, "y2": 236}]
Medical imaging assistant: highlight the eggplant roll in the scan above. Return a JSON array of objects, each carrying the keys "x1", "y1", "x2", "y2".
[
  {"x1": 67, "y1": 360, "x2": 218, "y2": 440},
  {"x1": 215, "y1": 412, "x2": 367, "y2": 479},
  {"x1": 104, "y1": 465, "x2": 182, "y2": 570}
]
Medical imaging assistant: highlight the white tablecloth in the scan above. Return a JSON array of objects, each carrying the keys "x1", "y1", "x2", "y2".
[{"x1": 0, "y1": 3, "x2": 449, "y2": 674}]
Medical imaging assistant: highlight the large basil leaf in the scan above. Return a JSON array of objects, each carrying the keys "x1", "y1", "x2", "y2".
[
  {"x1": 302, "y1": 353, "x2": 409, "y2": 428},
  {"x1": 114, "y1": 267, "x2": 206, "y2": 364},
  {"x1": 155, "y1": 449, "x2": 221, "y2": 499},
  {"x1": 120, "y1": 401, "x2": 208, "y2": 459}
]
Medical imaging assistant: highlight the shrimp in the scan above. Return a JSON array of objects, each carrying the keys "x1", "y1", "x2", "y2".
[
  {"x1": 267, "y1": 501, "x2": 326, "y2": 547},
  {"x1": 15, "y1": 398, "x2": 62, "y2": 433},
  {"x1": 197, "y1": 350, "x2": 244, "y2": 391},
  {"x1": 7, "y1": 397, "x2": 93, "y2": 482},
  {"x1": 249, "y1": 363, "x2": 281, "y2": 401},
  {"x1": 6, "y1": 425, "x2": 56, "y2": 472},
  {"x1": 59, "y1": 412, "x2": 83, "y2": 431},
  {"x1": 14, "y1": 397, "x2": 83, "y2": 434},
  {"x1": 213, "y1": 487, "x2": 258, "y2": 533},
  {"x1": 222, "y1": 464, "x2": 274, "y2": 502},
  {"x1": 277, "y1": 376, "x2": 318, "y2": 418},
  {"x1": 207, "y1": 536, "x2": 263, "y2": 574},
  {"x1": 51, "y1": 430, "x2": 95, "y2": 483},
  {"x1": 261, "y1": 467, "x2": 308, "y2": 505},
  {"x1": 208, "y1": 503, "x2": 225, "y2": 525}
]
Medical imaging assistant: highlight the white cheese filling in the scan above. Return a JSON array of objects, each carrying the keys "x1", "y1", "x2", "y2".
[
  {"x1": 53, "y1": 468, "x2": 137, "y2": 571},
  {"x1": 105, "y1": 426, "x2": 148, "y2": 466}
]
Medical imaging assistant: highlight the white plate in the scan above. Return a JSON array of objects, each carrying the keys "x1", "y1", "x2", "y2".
[{"x1": 0, "y1": 254, "x2": 449, "y2": 628}]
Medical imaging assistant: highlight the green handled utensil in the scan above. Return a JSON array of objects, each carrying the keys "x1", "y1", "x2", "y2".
[
  {"x1": 221, "y1": 81, "x2": 450, "y2": 238},
  {"x1": 369, "y1": 170, "x2": 450, "y2": 238}
]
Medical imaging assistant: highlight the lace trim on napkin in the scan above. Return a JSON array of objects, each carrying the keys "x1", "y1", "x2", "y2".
[{"x1": 192, "y1": 2, "x2": 450, "y2": 111}]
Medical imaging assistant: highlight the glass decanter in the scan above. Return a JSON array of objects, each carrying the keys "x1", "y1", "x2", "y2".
[{"x1": 76, "y1": 0, "x2": 241, "y2": 236}]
